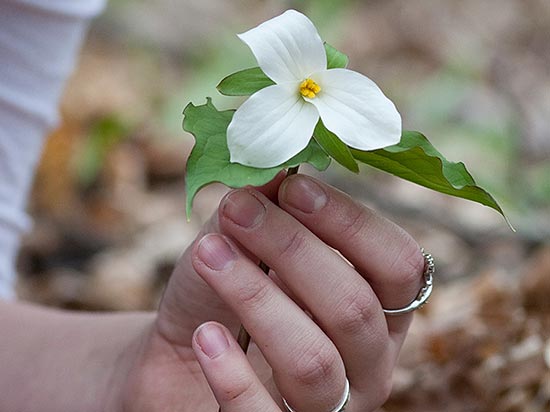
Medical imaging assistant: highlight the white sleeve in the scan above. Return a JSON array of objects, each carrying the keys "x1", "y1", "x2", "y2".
[{"x1": 0, "y1": 0, "x2": 105, "y2": 300}]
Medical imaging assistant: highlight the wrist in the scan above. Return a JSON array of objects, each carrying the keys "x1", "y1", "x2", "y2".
[
  {"x1": 103, "y1": 319, "x2": 155, "y2": 412},
  {"x1": 0, "y1": 302, "x2": 154, "y2": 412}
]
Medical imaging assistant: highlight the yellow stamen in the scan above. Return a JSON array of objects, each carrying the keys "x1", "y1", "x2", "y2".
[{"x1": 299, "y1": 78, "x2": 321, "y2": 99}]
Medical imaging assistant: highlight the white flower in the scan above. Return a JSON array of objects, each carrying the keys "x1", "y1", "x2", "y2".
[{"x1": 227, "y1": 9, "x2": 402, "y2": 168}]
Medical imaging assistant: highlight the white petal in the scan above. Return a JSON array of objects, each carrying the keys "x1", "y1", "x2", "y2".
[
  {"x1": 238, "y1": 9, "x2": 327, "y2": 84},
  {"x1": 227, "y1": 83, "x2": 319, "y2": 168},
  {"x1": 308, "y1": 69, "x2": 402, "y2": 150}
]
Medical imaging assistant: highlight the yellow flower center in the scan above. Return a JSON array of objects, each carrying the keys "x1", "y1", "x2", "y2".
[{"x1": 299, "y1": 78, "x2": 321, "y2": 99}]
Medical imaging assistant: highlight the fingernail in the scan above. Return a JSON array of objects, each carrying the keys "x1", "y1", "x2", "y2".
[
  {"x1": 281, "y1": 176, "x2": 327, "y2": 213},
  {"x1": 197, "y1": 234, "x2": 236, "y2": 271},
  {"x1": 222, "y1": 190, "x2": 266, "y2": 228},
  {"x1": 195, "y1": 323, "x2": 230, "y2": 359}
]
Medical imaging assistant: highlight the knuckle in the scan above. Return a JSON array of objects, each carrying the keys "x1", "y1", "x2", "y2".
[
  {"x1": 338, "y1": 206, "x2": 372, "y2": 243},
  {"x1": 236, "y1": 277, "x2": 272, "y2": 310},
  {"x1": 278, "y1": 229, "x2": 309, "y2": 261},
  {"x1": 217, "y1": 374, "x2": 258, "y2": 405},
  {"x1": 291, "y1": 342, "x2": 340, "y2": 387},
  {"x1": 333, "y1": 290, "x2": 378, "y2": 337},
  {"x1": 388, "y1": 236, "x2": 425, "y2": 290}
]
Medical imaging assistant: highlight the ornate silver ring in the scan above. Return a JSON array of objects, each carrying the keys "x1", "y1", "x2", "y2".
[{"x1": 383, "y1": 248, "x2": 434, "y2": 316}]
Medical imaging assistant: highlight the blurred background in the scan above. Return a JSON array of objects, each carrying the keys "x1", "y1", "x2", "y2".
[{"x1": 17, "y1": 0, "x2": 550, "y2": 411}]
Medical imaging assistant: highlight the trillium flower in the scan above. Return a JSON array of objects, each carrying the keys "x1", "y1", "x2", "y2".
[{"x1": 227, "y1": 9, "x2": 402, "y2": 168}]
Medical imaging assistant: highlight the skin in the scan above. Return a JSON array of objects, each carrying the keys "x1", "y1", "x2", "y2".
[{"x1": 0, "y1": 174, "x2": 425, "y2": 411}]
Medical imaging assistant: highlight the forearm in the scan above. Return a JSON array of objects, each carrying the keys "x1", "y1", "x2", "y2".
[{"x1": 0, "y1": 301, "x2": 153, "y2": 412}]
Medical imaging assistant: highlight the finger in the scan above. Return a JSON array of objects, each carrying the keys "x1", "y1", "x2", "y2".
[
  {"x1": 155, "y1": 172, "x2": 287, "y2": 346},
  {"x1": 192, "y1": 321, "x2": 281, "y2": 412},
  {"x1": 217, "y1": 189, "x2": 392, "y2": 403},
  {"x1": 192, "y1": 233, "x2": 347, "y2": 412},
  {"x1": 278, "y1": 174, "x2": 425, "y2": 338}
]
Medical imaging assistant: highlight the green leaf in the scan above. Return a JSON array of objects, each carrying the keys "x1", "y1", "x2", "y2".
[
  {"x1": 313, "y1": 120, "x2": 359, "y2": 173},
  {"x1": 216, "y1": 43, "x2": 349, "y2": 96},
  {"x1": 216, "y1": 67, "x2": 275, "y2": 96},
  {"x1": 350, "y1": 131, "x2": 512, "y2": 228},
  {"x1": 183, "y1": 99, "x2": 331, "y2": 219},
  {"x1": 324, "y1": 42, "x2": 349, "y2": 69}
]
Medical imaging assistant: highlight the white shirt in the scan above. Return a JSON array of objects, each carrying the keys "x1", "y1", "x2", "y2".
[{"x1": 0, "y1": 0, "x2": 105, "y2": 299}]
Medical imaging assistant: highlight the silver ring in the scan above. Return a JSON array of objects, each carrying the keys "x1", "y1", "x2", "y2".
[
  {"x1": 383, "y1": 248, "x2": 434, "y2": 316},
  {"x1": 282, "y1": 378, "x2": 350, "y2": 412}
]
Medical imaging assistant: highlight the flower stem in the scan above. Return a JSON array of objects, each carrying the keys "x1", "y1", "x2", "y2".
[{"x1": 218, "y1": 165, "x2": 300, "y2": 411}]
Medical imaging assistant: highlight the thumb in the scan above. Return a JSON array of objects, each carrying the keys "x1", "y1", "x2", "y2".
[
  {"x1": 155, "y1": 214, "x2": 232, "y2": 347},
  {"x1": 154, "y1": 170, "x2": 288, "y2": 346}
]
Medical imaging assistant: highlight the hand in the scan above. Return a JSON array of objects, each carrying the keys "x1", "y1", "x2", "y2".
[{"x1": 116, "y1": 174, "x2": 425, "y2": 411}]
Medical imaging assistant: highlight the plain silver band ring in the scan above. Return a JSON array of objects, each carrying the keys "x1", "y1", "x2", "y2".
[
  {"x1": 282, "y1": 378, "x2": 350, "y2": 412},
  {"x1": 383, "y1": 248, "x2": 434, "y2": 316}
]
